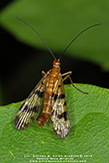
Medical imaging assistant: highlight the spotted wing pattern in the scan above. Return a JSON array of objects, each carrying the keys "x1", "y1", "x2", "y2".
[
  {"x1": 14, "y1": 73, "x2": 48, "y2": 130},
  {"x1": 51, "y1": 77, "x2": 70, "y2": 138}
]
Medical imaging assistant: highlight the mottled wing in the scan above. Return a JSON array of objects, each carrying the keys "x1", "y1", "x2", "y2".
[
  {"x1": 14, "y1": 73, "x2": 48, "y2": 130},
  {"x1": 51, "y1": 77, "x2": 70, "y2": 138}
]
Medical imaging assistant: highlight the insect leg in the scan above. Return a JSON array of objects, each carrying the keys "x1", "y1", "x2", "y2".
[
  {"x1": 61, "y1": 71, "x2": 72, "y2": 77},
  {"x1": 62, "y1": 72, "x2": 88, "y2": 94},
  {"x1": 42, "y1": 71, "x2": 46, "y2": 76}
]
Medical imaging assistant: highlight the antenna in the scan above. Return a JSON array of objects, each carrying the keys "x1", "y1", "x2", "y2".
[
  {"x1": 16, "y1": 17, "x2": 101, "y2": 60},
  {"x1": 16, "y1": 17, "x2": 56, "y2": 60},
  {"x1": 59, "y1": 23, "x2": 102, "y2": 59}
]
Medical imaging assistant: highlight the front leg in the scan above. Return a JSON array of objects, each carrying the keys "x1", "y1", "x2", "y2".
[{"x1": 42, "y1": 71, "x2": 46, "y2": 76}]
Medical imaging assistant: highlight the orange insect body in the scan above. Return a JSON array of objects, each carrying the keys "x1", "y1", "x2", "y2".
[{"x1": 37, "y1": 59, "x2": 61, "y2": 128}]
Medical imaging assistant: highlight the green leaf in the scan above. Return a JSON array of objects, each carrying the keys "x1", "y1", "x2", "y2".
[
  {"x1": 1, "y1": 0, "x2": 109, "y2": 70},
  {"x1": 0, "y1": 84, "x2": 109, "y2": 163}
]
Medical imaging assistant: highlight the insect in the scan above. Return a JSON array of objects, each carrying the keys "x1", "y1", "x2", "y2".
[{"x1": 14, "y1": 17, "x2": 101, "y2": 138}]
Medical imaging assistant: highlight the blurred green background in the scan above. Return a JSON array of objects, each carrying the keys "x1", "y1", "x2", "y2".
[{"x1": 0, "y1": 0, "x2": 109, "y2": 105}]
